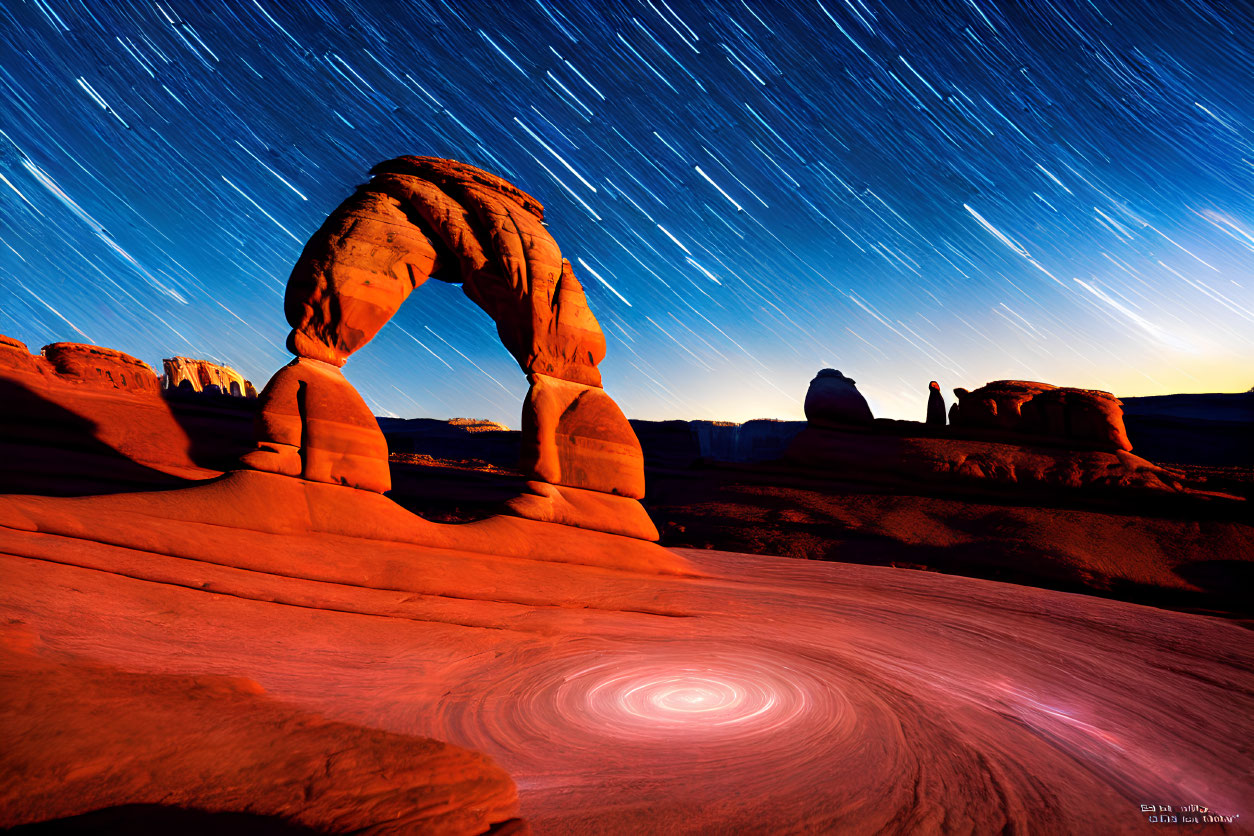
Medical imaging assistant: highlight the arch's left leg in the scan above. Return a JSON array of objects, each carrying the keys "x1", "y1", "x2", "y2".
[{"x1": 241, "y1": 188, "x2": 439, "y2": 493}]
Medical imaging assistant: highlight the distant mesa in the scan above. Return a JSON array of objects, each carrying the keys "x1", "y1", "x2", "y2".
[
  {"x1": 950, "y1": 380, "x2": 1131, "y2": 452},
  {"x1": 803, "y1": 369, "x2": 874, "y2": 427},
  {"x1": 1, "y1": 335, "x2": 160, "y2": 394},
  {"x1": 785, "y1": 368, "x2": 1189, "y2": 495},
  {"x1": 447, "y1": 417, "x2": 511, "y2": 432},
  {"x1": 162, "y1": 356, "x2": 256, "y2": 398}
]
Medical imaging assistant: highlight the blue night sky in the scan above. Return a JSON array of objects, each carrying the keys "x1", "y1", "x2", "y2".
[{"x1": 1, "y1": 0, "x2": 1251, "y2": 426}]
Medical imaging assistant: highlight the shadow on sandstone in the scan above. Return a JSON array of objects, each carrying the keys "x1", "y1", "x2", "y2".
[
  {"x1": 0, "y1": 379, "x2": 194, "y2": 497},
  {"x1": 2, "y1": 805, "x2": 322, "y2": 835}
]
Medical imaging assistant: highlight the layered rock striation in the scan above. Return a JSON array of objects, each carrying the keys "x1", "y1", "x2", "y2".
[
  {"x1": 163, "y1": 356, "x2": 256, "y2": 398},
  {"x1": 241, "y1": 156, "x2": 656, "y2": 540},
  {"x1": 1, "y1": 336, "x2": 160, "y2": 394}
]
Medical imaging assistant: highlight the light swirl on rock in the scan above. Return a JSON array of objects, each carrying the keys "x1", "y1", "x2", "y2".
[{"x1": 437, "y1": 639, "x2": 878, "y2": 792}]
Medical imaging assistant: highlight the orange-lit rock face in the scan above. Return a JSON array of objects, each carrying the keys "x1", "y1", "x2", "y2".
[
  {"x1": 520, "y1": 373, "x2": 646, "y2": 499},
  {"x1": 285, "y1": 190, "x2": 440, "y2": 367},
  {"x1": 41, "y1": 342, "x2": 160, "y2": 394},
  {"x1": 0, "y1": 335, "x2": 44, "y2": 377},
  {"x1": 163, "y1": 356, "x2": 252, "y2": 397},
  {"x1": 241, "y1": 358, "x2": 391, "y2": 494},
  {"x1": 247, "y1": 156, "x2": 651, "y2": 535},
  {"x1": 1, "y1": 336, "x2": 160, "y2": 396},
  {"x1": 283, "y1": 156, "x2": 606, "y2": 387}
]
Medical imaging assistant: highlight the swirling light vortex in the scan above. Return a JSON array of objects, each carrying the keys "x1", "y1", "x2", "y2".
[
  {"x1": 439, "y1": 640, "x2": 871, "y2": 793},
  {"x1": 506, "y1": 643, "x2": 856, "y2": 757}
]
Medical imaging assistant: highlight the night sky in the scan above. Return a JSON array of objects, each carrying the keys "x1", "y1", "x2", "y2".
[{"x1": 1, "y1": 0, "x2": 1251, "y2": 425}]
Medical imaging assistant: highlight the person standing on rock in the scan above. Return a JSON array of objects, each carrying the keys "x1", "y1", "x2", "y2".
[{"x1": 927, "y1": 381, "x2": 947, "y2": 427}]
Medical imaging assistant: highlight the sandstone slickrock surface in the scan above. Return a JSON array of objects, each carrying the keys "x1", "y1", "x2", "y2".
[
  {"x1": 0, "y1": 628, "x2": 525, "y2": 834},
  {"x1": 519, "y1": 373, "x2": 645, "y2": 499},
  {"x1": 803, "y1": 368, "x2": 874, "y2": 427},
  {"x1": 163, "y1": 356, "x2": 254, "y2": 397},
  {"x1": 247, "y1": 156, "x2": 653, "y2": 538},
  {"x1": 0, "y1": 499, "x2": 1248, "y2": 833}
]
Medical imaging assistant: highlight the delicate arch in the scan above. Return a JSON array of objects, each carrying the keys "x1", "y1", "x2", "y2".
[{"x1": 241, "y1": 157, "x2": 654, "y2": 540}]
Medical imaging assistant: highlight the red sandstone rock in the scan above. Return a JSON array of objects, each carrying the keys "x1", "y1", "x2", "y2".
[
  {"x1": 241, "y1": 358, "x2": 391, "y2": 494},
  {"x1": 0, "y1": 498, "x2": 1247, "y2": 833},
  {"x1": 367, "y1": 157, "x2": 606, "y2": 388},
  {"x1": 953, "y1": 380, "x2": 1054, "y2": 430},
  {"x1": 784, "y1": 424, "x2": 1171, "y2": 493},
  {"x1": 803, "y1": 369, "x2": 874, "y2": 427},
  {"x1": 0, "y1": 335, "x2": 161, "y2": 396},
  {"x1": 0, "y1": 628, "x2": 524, "y2": 834},
  {"x1": 519, "y1": 373, "x2": 646, "y2": 499},
  {"x1": 953, "y1": 380, "x2": 1132, "y2": 451},
  {"x1": 505, "y1": 480, "x2": 659, "y2": 541},
  {"x1": 0, "y1": 335, "x2": 45, "y2": 378},
  {"x1": 1021, "y1": 386, "x2": 1132, "y2": 451},
  {"x1": 41, "y1": 342, "x2": 160, "y2": 393},
  {"x1": 163, "y1": 356, "x2": 253, "y2": 397},
  {"x1": 248, "y1": 157, "x2": 652, "y2": 533},
  {"x1": 285, "y1": 189, "x2": 440, "y2": 367}
]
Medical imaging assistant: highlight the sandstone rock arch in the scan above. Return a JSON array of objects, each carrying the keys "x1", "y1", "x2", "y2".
[{"x1": 241, "y1": 157, "x2": 655, "y2": 540}]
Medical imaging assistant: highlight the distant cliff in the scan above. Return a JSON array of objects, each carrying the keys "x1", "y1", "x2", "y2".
[{"x1": 163, "y1": 356, "x2": 256, "y2": 398}]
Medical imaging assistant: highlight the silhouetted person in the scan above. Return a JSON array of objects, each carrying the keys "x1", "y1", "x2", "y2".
[{"x1": 927, "y1": 381, "x2": 946, "y2": 426}]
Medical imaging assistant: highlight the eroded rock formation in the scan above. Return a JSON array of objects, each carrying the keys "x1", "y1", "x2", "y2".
[
  {"x1": 951, "y1": 380, "x2": 1132, "y2": 452},
  {"x1": 0, "y1": 335, "x2": 160, "y2": 394},
  {"x1": 242, "y1": 156, "x2": 654, "y2": 539},
  {"x1": 803, "y1": 369, "x2": 874, "y2": 427},
  {"x1": 926, "y1": 381, "x2": 946, "y2": 426},
  {"x1": 784, "y1": 370, "x2": 1166, "y2": 493},
  {"x1": 163, "y1": 356, "x2": 255, "y2": 397}
]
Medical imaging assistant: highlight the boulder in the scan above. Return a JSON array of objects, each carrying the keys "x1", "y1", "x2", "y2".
[{"x1": 803, "y1": 369, "x2": 873, "y2": 427}]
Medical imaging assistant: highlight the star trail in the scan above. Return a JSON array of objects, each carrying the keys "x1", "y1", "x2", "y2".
[{"x1": 1, "y1": 0, "x2": 1251, "y2": 424}]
